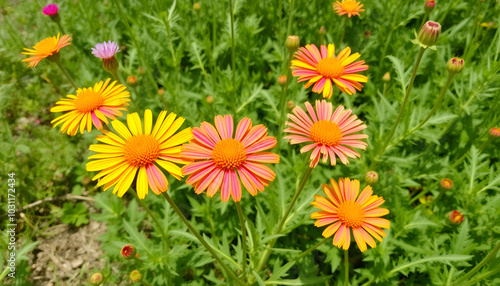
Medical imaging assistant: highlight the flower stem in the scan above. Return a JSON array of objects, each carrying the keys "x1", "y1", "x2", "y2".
[
  {"x1": 55, "y1": 21, "x2": 66, "y2": 35},
  {"x1": 372, "y1": 47, "x2": 426, "y2": 167},
  {"x1": 161, "y1": 192, "x2": 244, "y2": 285},
  {"x1": 419, "y1": 14, "x2": 428, "y2": 32},
  {"x1": 113, "y1": 0, "x2": 158, "y2": 92},
  {"x1": 340, "y1": 17, "x2": 347, "y2": 45},
  {"x1": 385, "y1": 72, "x2": 456, "y2": 152},
  {"x1": 235, "y1": 201, "x2": 247, "y2": 277},
  {"x1": 255, "y1": 166, "x2": 313, "y2": 273},
  {"x1": 0, "y1": 266, "x2": 10, "y2": 280},
  {"x1": 110, "y1": 69, "x2": 122, "y2": 85},
  {"x1": 344, "y1": 249, "x2": 349, "y2": 286},
  {"x1": 52, "y1": 57, "x2": 78, "y2": 90},
  {"x1": 229, "y1": 0, "x2": 237, "y2": 117},
  {"x1": 451, "y1": 241, "x2": 500, "y2": 285},
  {"x1": 278, "y1": 237, "x2": 329, "y2": 272}
]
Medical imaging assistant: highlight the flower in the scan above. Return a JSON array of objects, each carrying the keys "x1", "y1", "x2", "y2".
[
  {"x1": 51, "y1": 79, "x2": 130, "y2": 135},
  {"x1": 382, "y1": 72, "x2": 390, "y2": 82},
  {"x1": 90, "y1": 273, "x2": 104, "y2": 285},
  {"x1": 121, "y1": 244, "x2": 136, "y2": 260},
  {"x1": 278, "y1": 75, "x2": 287, "y2": 87},
  {"x1": 22, "y1": 33, "x2": 71, "y2": 68},
  {"x1": 181, "y1": 115, "x2": 280, "y2": 202},
  {"x1": 440, "y1": 178, "x2": 453, "y2": 190},
  {"x1": 489, "y1": 127, "x2": 500, "y2": 138},
  {"x1": 92, "y1": 41, "x2": 120, "y2": 60},
  {"x1": 480, "y1": 21, "x2": 497, "y2": 30},
  {"x1": 417, "y1": 21, "x2": 441, "y2": 48},
  {"x1": 447, "y1": 57, "x2": 465, "y2": 75},
  {"x1": 333, "y1": 0, "x2": 365, "y2": 17},
  {"x1": 286, "y1": 35, "x2": 300, "y2": 52},
  {"x1": 365, "y1": 171, "x2": 378, "y2": 185},
  {"x1": 127, "y1": 76, "x2": 138, "y2": 87},
  {"x1": 129, "y1": 270, "x2": 141, "y2": 282},
  {"x1": 284, "y1": 100, "x2": 368, "y2": 168},
  {"x1": 42, "y1": 4, "x2": 58, "y2": 16},
  {"x1": 424, "y1": 0, "x2": 435, "y2": 14},
  {"x1": 449, "y1": 210, "x2": 464, "y2": 224},
  {"x1": 86, "y1": 110, "x2": 193, "y2": 199},
  {"x1": 311, "y1": 177, "x2": 390, "y2": 252},
  {"x1": 291, "y1": 44, "x2": 368, "y2": 98}
]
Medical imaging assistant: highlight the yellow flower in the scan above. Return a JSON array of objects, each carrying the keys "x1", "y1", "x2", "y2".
[
  {"x1": 22, "y1": 33, "x2": 71, "y2": 68},
  {"x1": 333, "y1": 0, "x2": 365, "y2": 18}
]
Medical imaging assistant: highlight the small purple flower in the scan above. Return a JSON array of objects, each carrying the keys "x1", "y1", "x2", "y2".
[
  {"x1": 92, "y1": 41, "x2": 120, "y2": 59},
  {"x1": 42, "y1": 4, "x2": 59, "y2": 16}
]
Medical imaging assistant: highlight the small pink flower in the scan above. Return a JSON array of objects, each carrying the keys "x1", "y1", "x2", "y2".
[
  {"x1": 42, "y1": 4, "x2": 59, "y2": 16},
  {"x1": 91, "y1": 41, "x2": 120, "y2": 60}
]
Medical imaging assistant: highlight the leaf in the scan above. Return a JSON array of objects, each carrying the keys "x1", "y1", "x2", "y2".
[
  {"x1": 388, "y1": 254, "x2": 473, "y2": 277},
  {"x1": 387, "y1": 55, "x2": 409, "y2": 94},
  {"x1": 60, "y1": 202, "x2": 89, "y2": 227}
]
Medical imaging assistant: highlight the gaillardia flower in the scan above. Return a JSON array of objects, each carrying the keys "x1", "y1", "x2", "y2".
[
  {"x1": 284, "y1": 100, "x2": 367, "y2": 168},
  {"x1": 22, "y1": 33, "x2": 71, "y2": 68},
  {"x1": 51, "y1": 79, "x2": 130, "y2": 135},
  {"x1": 311, "y1": 178, "x2": 390, "y2": 252},
  {"x1": 333, "y1": 0, "x2": 365, "y2": 18},
  {"x1": 291, "y1": 44, "x2": 368, "y2": 98},
  {"x1": 181, "y1": 115, "x2": 280, "y2": 202},
  {"x1": 86, "y1": 110, "x2": 193, "y2": 199}
]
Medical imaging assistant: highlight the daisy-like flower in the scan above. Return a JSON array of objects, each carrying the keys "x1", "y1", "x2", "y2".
[
  {"x1": 86, "y1": 110, "x2": 193, "y2": 199},
  {"x1": 291, "y1": 44, "x2": 368, "y2": 98},
  {"x1": 449, "y1": 210, "x2": 464, "y2": 224},
  {"x1": 181, "y1": 115, "x2": 280, "y2": 202},
  {"x1": 333, "y1": 0, "x2": 365, "y2": 18},
  {"x1": 51, "y1": 79, "x2": 130, "y2": 135},
  {"x1": 22, "y1": 33, "x2": 71, "y2": 68},
  {"x1": 311, "y1": 177, "x2": 390, "y2": 252},
  {"x1": 92, "y1": 41, "x2": 120, "y2": 60},
  {"x1": 284, "y1": 100, "x2": 367, "y2": 168},
  {"x1": 42, "y1": 4, "x2": 59, "y2": 16}
]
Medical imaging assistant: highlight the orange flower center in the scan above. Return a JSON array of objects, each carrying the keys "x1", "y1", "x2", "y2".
[
  {"x1": 341, "y1": 0, "x2": 359, "y2": 12},
  {"x1": 316, "y1": 57, "x2": 345, "y2": 79},
  {"x1": 34, "y1": 37, "x2": 59, "y2": 54},
  {"x1": 123, "y1": 135, "x2": 160, "y2": 167},
  {"x1": 74, "y1": 90, "x2": 104, "y2": 113},
  {"x1": 338, "y1": 201, "x2": 364, "y2": 228},
  {"x1": 212, "y1": 138, "x2": 246, "y2": 169},
  {"x1": 310, "y1": 120, "x2": 342, "y2": 146}
]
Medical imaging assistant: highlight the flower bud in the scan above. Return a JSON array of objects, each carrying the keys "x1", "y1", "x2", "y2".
[
  {"x1": 130, "y1": 270, "x2": 142, "y2": 282},
  {"x1": 90, "y1": 273, "x2": 104, "y2": 285},
  {"x1": 449, "y1": 210, "x2": 464, "y2": 224},
  {"x1": 137, "y1": 66, "x2": 145, "y2": 76},
  {"x1": 158, "y1": 89, "x2": 165, "y2": 96},
  {"x1": 206, "y1": 95, "x2": 214, "y2": 104},
  {"x1": 424, "y1": 0, "x2": 435, "y2": 14},
  {"x1": 278, "y1": 75, "x2": 287, "y2": 87},
  {"x1": 365, "y1": 171, "x2": 379, "y2": 185},
  {"x1": 287, "y1": 100, "x2": 295, "y2": 110},
  {"x1": 286, "y1": 35, "x2": 300, "y2": 53},
  {"x1": 102, "y1": 57, "x2": 119, "y2": 74},
  {"x1": 121, "y1": 244, "x2": 136, "y2": 260},
  {"x1": 489, "y1": 127, "x2": 500, "y2": 139},
  {"x1": 127, "y1": 76, "x2": 138, "y2": 87},
  {"x1": 382, "y1": 72, "x2": 390, "y2": 82},
  {"x1": 193, "y1": 2, "x2": 201, "y2": 12},
  {"x1": 364, "y1": 30, "x2": 371, "y2": 38},
  {"x1": 418, "y1": 21, "x2": 441, "y2": 47},
  {"x1": 318, "y1": 26, "x2": 326, "y2": 37},
  {"x1": 440, "y1": 178, "x2": 452, "y2": 190},
  {"x1": 447, "y1": 57, "x2": 464, "y2": 75}
]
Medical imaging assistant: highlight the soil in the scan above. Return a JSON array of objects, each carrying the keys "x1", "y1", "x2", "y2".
[{"x1": 30, "y1": 220, "x2": 107, "y2": 286}]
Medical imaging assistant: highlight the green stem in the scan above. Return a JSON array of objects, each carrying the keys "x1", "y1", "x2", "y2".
[
  {"x1": 211, "y1": 0, "x2": 217, "y2": 85},
  {"x1": 372, "y1": 47, "x2": 426, "y2": 168},
  {"x1": 277, "y1": 53, "x2": 293, "y2": 153},
  {"x1": 385, "y1": 72, "x2": 456, "y2": 152},
  {"x1": 255, "y1": 166, "x2": 313, "y2": 273},
  {"x1": 278, "y1": 237, "x2": 329, "y2": 273},
  {"x1": 161, "y1": 192, "x2": 244, "y2": 285},
  {"x1": 451, "y1": 134, "x2": 493, "y2": 169},
  {"x1": 344, "y1": 249, "x2": 349, "y2": 286},
  {"x1": 382, "y1": 82, "x2": 387, "y2": 98},
  {"x1": 229, "y1": 0, "x2": 237, "y2": 117},
  {"x1": 451, "y1": 241, "x2": 500, "y2": 285},
  {"x1": 135, "y1": 194, "x2": 168, "y2": 243},
  {"x1": 0, "y1": 266, "x2": 10, "y2": 280},
  {"x1": 419, "y1": 14, "x2": 428, "y2": 32},
  {"x1": 52, "y1": 57, "x2": 78, "y2": 90},
  {"x1": 340, "y1": 17, "x2": 347, "y2": 45},
  {"x1": 110, "y1": 69, "x2": 122, "y2": 85},
  {"x1": 113, "y1": 0, "x2": 158, "y2": 92},
  {"x1": 55, "y1": 21, "x2": 66, "y2": 35},
  {"x1": 235, "y1": 201, "x2": 247, "y2": 277}
]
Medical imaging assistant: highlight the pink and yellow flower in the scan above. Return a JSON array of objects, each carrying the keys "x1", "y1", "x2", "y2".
[
  {"x1": 86, "y1": 110, "x2": 193, "y2": 199},
  {"x1": 50, "y1": 79, "x2": 130, "y2": 135},
  {"x1": 284, "y1": 100, "x2": 367, "y2": 168},
  {"x1": 291, "y1": 44, "x2": 368, "y2": 98},
  {"x1": 333, "y1": 0, "x2": 365, "y2": 17},
  {"x1": 181, "y1": 115, "x2": 280, "y2": 202},
  {"x1": 311, "y1": 177, "x2": 390, "y2": 252},
  {"x1": 22, "y1": 33, "x2": 71, "y2": 68}
]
